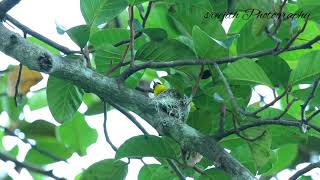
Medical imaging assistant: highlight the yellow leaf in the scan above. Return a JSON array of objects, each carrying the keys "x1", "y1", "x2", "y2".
[{"x1": 7, "y1": 65, "x2": 43, "y2": 96}]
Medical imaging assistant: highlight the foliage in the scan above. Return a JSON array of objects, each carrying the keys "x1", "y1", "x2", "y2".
[{"x1": 0, "y1": 0, "x2": 320, "y2": 180}]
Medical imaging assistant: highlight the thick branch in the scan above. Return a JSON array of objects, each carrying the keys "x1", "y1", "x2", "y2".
[
  {"x1": 0, "y1": 0, "x2": 20, "y2": 19},
  {"x1": 0, "y1": 23, "x2": 255, "y2": 179}
]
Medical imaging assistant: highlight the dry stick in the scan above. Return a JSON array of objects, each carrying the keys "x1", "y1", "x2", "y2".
[
  {"x1": 1, "y1": 126, "x2": 67, "y2": 163},
  {"x1": 0, "y1": 152, "x2": 65, "y2": 180},
  {"x1": 0, "y1": 0, "x2": 21, "y2": 19},
  {"x1": 128, "y1": 6, "x2": 135, "y2": 66},
  {"x1": 4, "y1": 15, "x2": 78, "y2": 55},
  {"x1": 103, "y1": 102, "x2": 118, "y2": 152},
  {"x1": 289, "y1": 161, "x2": 320, "y2": 180},
  {"x1": 118, "y1": 35, "x2": 320, "y2": 81},
  {"x1": 301, "y1": 76, "x2": 320, "y2": 122},
  {"x1": 14, "y1": 63, "x2": 22, "y2": 106}
]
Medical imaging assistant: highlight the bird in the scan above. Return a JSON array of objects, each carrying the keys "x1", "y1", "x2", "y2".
[{"x1": 152, "y1": 81, "x2": 198, "y2": 112}]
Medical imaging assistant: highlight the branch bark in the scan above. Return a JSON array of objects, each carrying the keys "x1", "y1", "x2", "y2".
[
  {"x1": 0, "y1": 23, "x2": 256, "y2": 179},
  {"x1": 0, "y1": 0, "x2": 21, "y2": 19}
]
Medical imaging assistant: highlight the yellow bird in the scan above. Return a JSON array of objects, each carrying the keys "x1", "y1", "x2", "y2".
[{"x1": 152, "y1": 82, "x2": 197, "y2": 112}]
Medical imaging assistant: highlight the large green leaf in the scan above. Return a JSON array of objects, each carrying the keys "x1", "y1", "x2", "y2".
[
  {"x1": 298, "y1": 0, "x2": 320, "y2": 23},
  {"x1": 256, "y1": 56, "x2": 291, "y2": 88},
  {"x1": 138, "y1": 164, "x2": 177, "y2": 180},
  {"x1": 66, "y1": 25, "x2": 90, "y2": 48},
  {"x1": 236, "y1": 0, "x2": 273, "y2": 11},
  {"x1": 94, "y1": 44, "x2": 124, "y2": 74},
  {"x1": 237, "y1": 20, "x2": 273, "y2": 54},
  {"x1": 80, "y1": 159, "x2": 128, "y2": 180},
  {"x1": 135, "y1": 39, "x2": 196, "y2": 61},
  {"x1": 80, "y1": 0, "x2": 129, "y2": 26},
  {"x1": 129, "y1": 0, "x2": 148, "y2": 5},
  {"x1": 20, "y1": 120, "x2": 56, "y2": 138},
  {"x1": 192, "y1": 26, "x2": 228, "y2": 59},
  {"x1": 115, "y1": 135, "x2": 180, "y2": 159},
  {"x1": 47, "y1": 76, "x2": 84, "y2": 123},
  {"x1": 25, "y1": 137, "x2": 73, "y2": 165},
  {"x1": 289, "y1": 51, "x2": 320, "y2": 85},
  {"x1": 57, "y1": 113, "x2": 98, "y2": 156},
  {"x1": 223, "y1": 59, "x2": 273, "y2": 87}
]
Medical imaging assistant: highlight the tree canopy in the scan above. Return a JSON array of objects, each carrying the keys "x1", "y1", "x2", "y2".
[{"x1": 0, "y1": 0, "x2": 320, "y2": 179}]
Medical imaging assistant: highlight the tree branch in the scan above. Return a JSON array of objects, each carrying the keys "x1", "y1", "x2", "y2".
[
  {"x1": 0, "y1": 23, "x2": 256, "y2": 179},
  {"x1": 289, "y1": 161, "x2": 320, "y2": 180},
  {"x1": 4, "y1": 15, "x2": 78, "y2": 55},
  {"x1": 0, "y1": 152, "x2": 65, "y2": 180},
  {"x1": 0, "y1": 0, "x2": 21, "y2": 19},
  {"x1": 119, "y1": 35, "x2": 320, "y2": 80},
  {"x1": 103, "y1": 102, "x2": 118, "y2": 152},
  {"x1": 301, "y1": 76, "x2": 320, "y2": 122}
]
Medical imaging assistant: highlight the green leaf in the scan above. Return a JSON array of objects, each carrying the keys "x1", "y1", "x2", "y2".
[
  {"x1": 236, "y1": 0, "x2": 273, "y2": 12},
  {"x1": 116, "y1": 135, "x2": 179, "y2": 159},
  {"x1": 94, "y1": 44, "x2": 124, "y2": 74},
  {"x1": 292, "y1": 87, "x2": 320, "y2": 108},
  {"x1": 81, "y1": 159, "x2": 128, "y2": 180},
  {"x1": 263, "y1": 144, "x2": 298, "y2": 176},
  {"x1": 138, "y1": 164, "x2": 177, "y2": 180},
  {"x1": 20, "y1": 120, "x2": 56, "y2": 138},
  {"x1": 28, "y1": 90, "x2": 47, "y2": 111},
  {"x1": 257, "y1": 56, "x2": 291, "y2": 88},
  {"x1": 289, "y1": 51, "x2": 320, "y2": 85},
  {"x1": 47, "y1": 76, "x2": 84, "y2": 123},
  {"x1": 136, "y1": 39, "x2": 196, "y2": 61},
  {"x1": 187, "y1": 109, "x2": 216, "y2": 135},
  {"x1": 247, "y1": 129, "x2": 272, "y2": 170},
  {"x1": 57, "y1": 112, "x2": 98, "y2": 156},
  {"x1": 129, "y1": 0, "x2": 148, "y2": 5},
  {"x1": 144, "y1": 28, "x2": 168, "y2": 41},
  {"x1": 298, "y1": 0, "x2": 320, "y2": 23},
  {"x1": 198, "y1": 168, "x2": 231, "y2": 180},
  {"x1": 80, "y1": 0, "x2": 129, "y2": 26},
  {"x1": 192, "y1": 26, "x2": 228, "y2": 59},
  {"x1": 27, "y1": 37, "x2": 60, "y2": 54},
  {"x1": 66, "y1": 25, "x2": 90, "y2": 48},
  {"x1": 237, "y1": 20, "x2": 273, "y2": 54},
  {"x1": 223, "y1": 59, "x2": 273, "y2": 87},
  {"x1": 25, "y1": 137, "x2": 73, "y2": 165}
]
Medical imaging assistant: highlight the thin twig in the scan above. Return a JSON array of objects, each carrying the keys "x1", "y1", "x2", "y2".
[
  {"x1": 248, "y1": 88, "x2": 291, "y2": 116},
  {"x1": 270, "y1": 0, "x2": 288, "y2": 36},
  {"x1": 0, "y1": 0, "x2": 21, "y2": 19},
  {"x1": 113, "y1": 2, "x2": 153, "y2": 47},
  {"x1": 14, "y1": 63, "x2": 22, "y2": 106},
  {"x1": 106, "y1": 100, "x2": 149, "y2": 135},
  {"x1": 129, "y1": 6, "x2": 135, "y2": 66},
  {"x1": 307, "y1": 109, "x2": 320, "y2": 122},
  {"x1": 118, "y1": 35, "x2": 320, "y2": 81},
  {"x1": 4, "y1": 15, "x2": 78, "y2": 55},
  {"x1": 191, "y1": 65, "x2": 204, "y2": 97},
  {"x1": 103, "y1": 102, "x2": 118, "y2": 152},
  {"x1": 219, "y1": 103, "x2": 226, "y2": 135},
  {"x1": 0, "y1": 152, "x2": 65, "y2": 180},
  {"x1": 167, "y1": 159, "x2": 186, "y2": 180},
  {"x1": 274, "y1": 98, "x2": 298, "y2": 120},
  {"x1": 301, "y1": 76, "x2": 320, "y2": 122},
  {"x1": 289, "y1": 161, "x2": 320, "y2": 180},
  {"x1": 1, "y1": 126, "x2": 67, "y2": 163},
  {"x1": 107, "y1": 45, "x2": 130, "y2": 76}
]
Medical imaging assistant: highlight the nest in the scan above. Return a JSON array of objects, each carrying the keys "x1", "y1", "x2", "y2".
[{"x1": 152, "y1": 89, "x2": 191, "y2": 122}]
